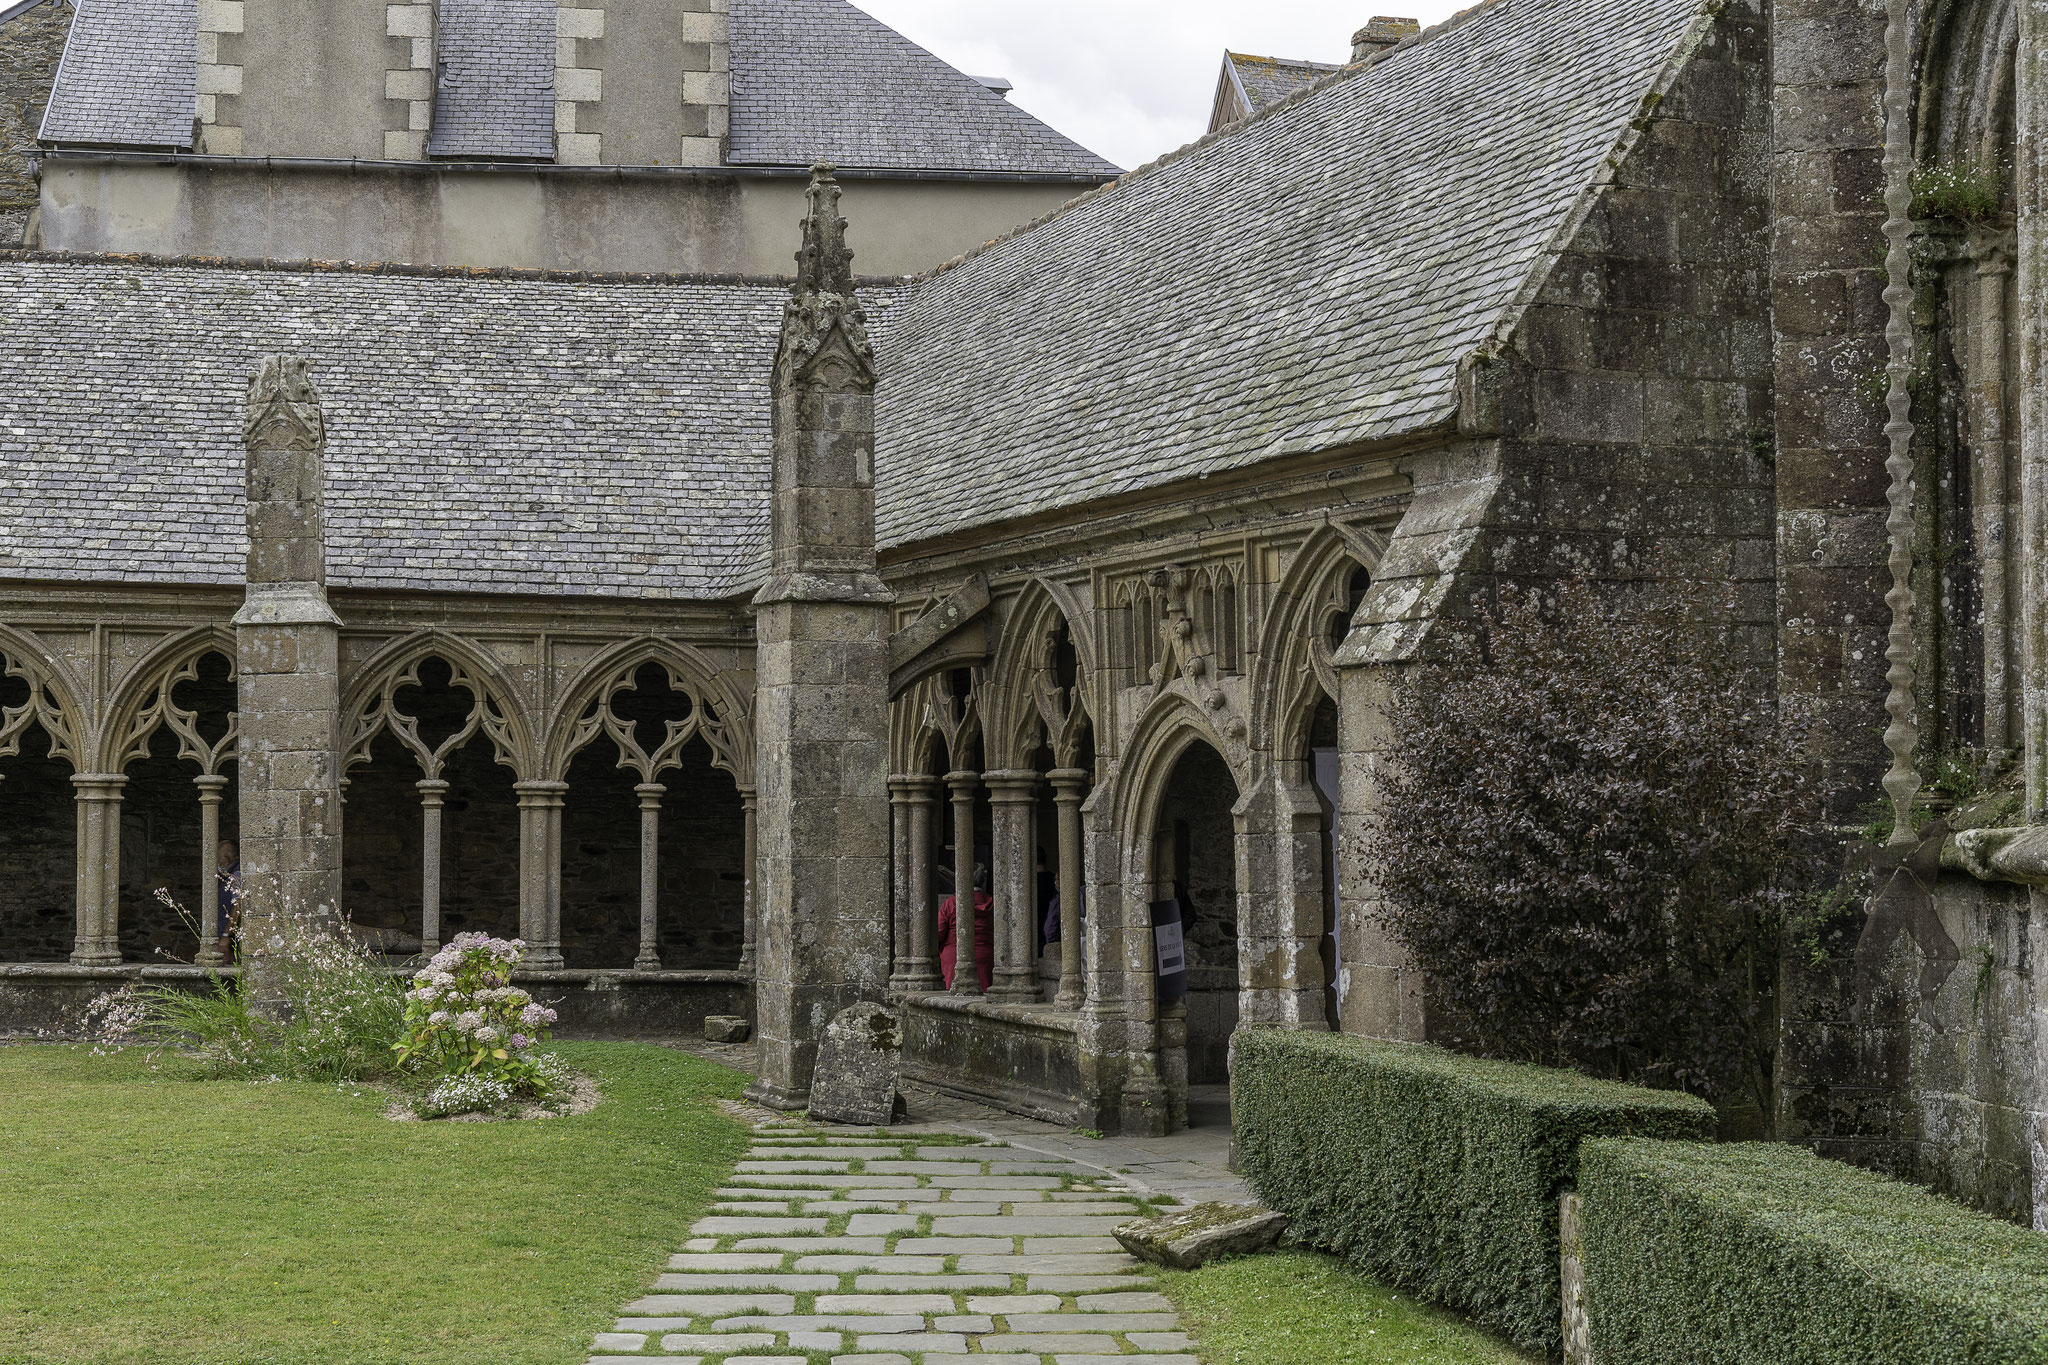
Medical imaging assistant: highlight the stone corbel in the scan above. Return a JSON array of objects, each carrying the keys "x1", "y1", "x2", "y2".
[
  {"x1": 1943, "y1": 826, "x2": 2048, "y2": 886},
  {"x1": 888, "y1": 574, "x2": 992, "y2": 699}
]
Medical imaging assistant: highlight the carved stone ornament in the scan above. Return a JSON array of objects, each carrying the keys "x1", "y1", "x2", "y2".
[
  {"x1": 0, "y1": 650, "x2": 79, "y2": 769},
  {"x1": 556, "y1": 659, "x2": 742, "y2": 785},
  {"x1": 1032, "y1": 623, "x2": 1091, "y2": 768},
  {"x1": 244, "y1": 354, "x2": 326, "y2": 452},
  {"x1": 925, "y1": 666, "x2": 983, "y2": 765},
  {"x1": 778, "y1": 164, "x2": 876, "y2": 392},
  {"x1": 345, "y1": 658, "x2": 519, "y2": 781},
  {"x1": 110, "y1": 651, "x2": 239, "y2": 777}
]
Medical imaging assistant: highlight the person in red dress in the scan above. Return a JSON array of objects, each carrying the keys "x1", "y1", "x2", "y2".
[{"x1": 937, "y1": 862, "x2": 995, "y2": 991}]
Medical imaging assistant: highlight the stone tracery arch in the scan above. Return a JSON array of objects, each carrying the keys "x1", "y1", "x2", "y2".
[
  {"x1": 1252, "y1": 525, "x2": 1386, "y2": 763},
  {"x1": 0, "y1": 623, "x2": 87, "y2": 774},
  {"x1": 545, "y1": 640, "x2": 752, "y2": 971}
]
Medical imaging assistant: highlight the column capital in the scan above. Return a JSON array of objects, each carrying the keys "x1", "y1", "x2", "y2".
[
  {"x1": 513, "y1": 779, "x2": 570, "y2": 805},
  {"x1": 983, "y1": 769, "x2": 1043, "y2": 802},
  {"x1": 944, "y1": 769, "x2": 980, "y2": 794},
  {"x1": 635, "y1": 782, "x2": 667, "y2": 806},
  {"x1": 889, "y1": 773, "x2": 941, "y2": 799},
  {"x1": 416, "y1": 776, "x2": 450, "y2": 804},
  {"x1": 193, "y1": 773, "x2": 231, "y2": 798},
  {"x1": 1048, "y1": 767, "x2": 1091, "y2": 793},
  {"x1": 70, "y1": 773, "x2": 129, "y2": 797}
]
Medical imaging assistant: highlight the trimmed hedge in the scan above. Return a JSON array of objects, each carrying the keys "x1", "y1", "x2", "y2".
[
  {"x1": 1580, "y1": 1139, "x2": 2048, "y2": 1364},
  {"x1": 1231, "y1": 1029, "x2": 1714, "y2": 1352}
]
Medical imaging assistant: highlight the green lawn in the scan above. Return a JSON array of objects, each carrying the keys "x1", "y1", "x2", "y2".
[
  {"x1": 1157, "y1": 1249, "x2": 1540, "y2": 1365},
  {"x1": 0, "y1": 1041, "x2": 750, "y2": 1365}
]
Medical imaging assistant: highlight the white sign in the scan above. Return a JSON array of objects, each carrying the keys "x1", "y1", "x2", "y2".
[{"x1": 1155, "y1": 918, "x2": 1185, "y2": 976}]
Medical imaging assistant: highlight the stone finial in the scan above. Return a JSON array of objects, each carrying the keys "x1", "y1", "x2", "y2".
[
  {"x1": 244, "y1": 353, "x2": 325, "y2": 452},
  {"x1": 1352, "y1": 15, "x2": 1420, "y2": 62},
  {"x1": 235, "y1": 353, "x2": 338, "y2": 618},
  {"x1": 779, "y1": 163, "x2": 875, "y2": 392}
]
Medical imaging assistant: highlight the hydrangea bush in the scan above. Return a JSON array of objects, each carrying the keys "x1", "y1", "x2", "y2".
[{"x1": 395, "y1": 934, "x2": 559, "y2": 1104}]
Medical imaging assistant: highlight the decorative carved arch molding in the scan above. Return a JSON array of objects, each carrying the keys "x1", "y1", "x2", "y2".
[
  {"x1": 983, "y1": 581, "x2": 1095, "y2": 772},
  {"x1": 342, "y1": 636, "x2": 533, "y2": 956},
  {"x1": 548, "y1": 644, "x2": 751, "y2": 972},
  {"x1": 0, "y1": 624, "x2": 87, "y2": 777},
  {"x1": 1108, "y1": 557, "x2": 1258, "y2": 765},
  {"x1": 1097, "y1": 696, "x2": 1255, "y2": 1133},
  {"x1": 1918, "y1": 0, "x2": 2016, "y2": 164},
  {"x1": 1252, "y1": 523, "x2": 1388, "y2": 763}
]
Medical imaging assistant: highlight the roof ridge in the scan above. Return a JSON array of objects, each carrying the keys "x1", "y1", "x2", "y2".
[
  {"x1": 907, "y1": 0, "x2": 1508, "y2": 289},
  {"x1": 0, "y1": 246, "x2": 910, "y2": 289}
]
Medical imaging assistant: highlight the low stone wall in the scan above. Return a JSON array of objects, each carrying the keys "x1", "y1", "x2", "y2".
[
  {"x1": 901, "y1": 993, "x2": 1092, "y2": 1126},
  {"x1": 0, "y1": 961, "x2": 749, "y2": 1042}
]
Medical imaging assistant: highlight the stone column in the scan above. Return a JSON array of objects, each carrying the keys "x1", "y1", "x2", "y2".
[
  {"x1": 1049, "y1": 768, "x2": 1089, "y2": 1011},
  {"x1": 635, "y1": 782, "x2": 666, "y2": 970},
  {"x1": 946, "y1": 769, "x2": 982, "y2": 996},
  {"x1": 417, "y1": 778, "x2": 449, "y2": 953},
  {"x1": 738, "y1": 788, "x2": 758, "y2": 974},
  {"x1": 986, "y1": 769, "x2": 1042, "y2": 1002},
  {"x1": 194, "y1": 774, "x2": 230, "y2": 966},
  {"x1": 745, "y1": 166, "x2": 894, "y2": 1110},
  {"x1": 232, "y1": 355, "x2": 344, "y2": 1011},
  {"x1": 69, "y1": 774, "x2": 126, "y2": 965},
  {"x1": 902, "y1": 776, "x2": 942, "y2": 991},
  {"x1": 888, "y1": 775, "x2": 917, "y2": 991},
  {"x1": 515, "y1": 780, "x2": 568, "y2": 968}
]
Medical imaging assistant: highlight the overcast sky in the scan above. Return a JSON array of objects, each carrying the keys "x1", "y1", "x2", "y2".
[{"x1": 854, "y1": 1, "x2": 1470, "y2": 171}]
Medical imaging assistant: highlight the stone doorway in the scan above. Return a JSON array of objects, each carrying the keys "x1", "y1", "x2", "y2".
[{"x1": 1149, "y1": 736, "x2": 1240, "y2": 1131}]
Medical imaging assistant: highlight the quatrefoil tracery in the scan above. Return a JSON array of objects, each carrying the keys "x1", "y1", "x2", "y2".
[
  {"x1": 560, "y1": 659, "x2": 741, "y2": 786},
  {"x1": 110, "y1": 651, "x2": 239, "y2": 777}
]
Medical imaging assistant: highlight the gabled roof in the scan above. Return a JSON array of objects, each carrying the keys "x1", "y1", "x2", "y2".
[
  {"x1": 0, "y1": 255, "x2": 902, "y2": 600},
  {"x1": 870, "y1": 0, "x2": 1713, "y2": 551},
  {"x1": 426, "y1": 0, "x2": 556, "y2": 161},
  {"x1": 38, "y1": 0, "x2": 191, "y2": 148},
  {"x1": 1224, "y1": 52, "x2": 1341, "y2": 120},
  {"x1": 728, "y1": 0, "x2": 1120, "y2": 176}
]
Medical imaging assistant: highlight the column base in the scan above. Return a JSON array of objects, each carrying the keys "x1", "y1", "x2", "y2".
[
  {"x1": 743, "y1": 1077, "x2": 811, "y2": 1112},
  {"x1": 988, "y1": 978, "x2": 1042, "y2": 1004},
  {"x1": 524, "y1": 949, "x2": 566, "y2": 970},
  {"x1": 1053, "y1": 985, "x2": 1085, "y2": 1012},
  {"x1": 634, "y1": 951, "x2": 664, "y2": 972},
  {"x1": 1120, "y1": 1073, "x2": 1169, "y2": 1138},
  {"x1": 69, "y1": 948, "x2": 120, "y2": 967},
  {"x1": 194, "y1": 948, "x2": 227, "y2": 969},
  {"x1": 901, "y1": 959, "x2": 943, "y2": 993}
]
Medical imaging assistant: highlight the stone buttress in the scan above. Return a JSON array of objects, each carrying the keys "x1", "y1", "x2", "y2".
[
  {"x1": 744, "y1": 165, "x2": 894, "y2": 1110},
  {"x1": 232, "y1": 354, "x2": 345, "y2": 1004}
]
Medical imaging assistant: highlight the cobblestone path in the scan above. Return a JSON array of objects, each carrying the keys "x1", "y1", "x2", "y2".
[{"x1": 584, "y1": 1117, "x2": 1199, "y2": 1365}]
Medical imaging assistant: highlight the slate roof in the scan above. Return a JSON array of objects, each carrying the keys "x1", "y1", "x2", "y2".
[
  {"x1": 427, "y1": 0, "x2": 556, "y2": 161},
  {"x1": 728, "y1": 0, "x2": 1120, "y2": 176},
  {"x1": 1225, "y1": 53, "x2": 1340, "y2": 115},
  {"x1": 0, "y1": 256, "x2": 891, "y2": 599},
  {"x1": 870, "y1": 0, "x2": 1709, "y2": 551},
  {"x1": 37, "y1": 0, "x2": 190, "y2": 148}
]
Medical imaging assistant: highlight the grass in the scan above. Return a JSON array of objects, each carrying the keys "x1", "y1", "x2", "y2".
[
  {"x1": 0, "y1": 1040, "x2": 750, "y2": 1365},
  {"x1": 1157, "y1": 1249, "x2": 1540, "y2": 1365}
]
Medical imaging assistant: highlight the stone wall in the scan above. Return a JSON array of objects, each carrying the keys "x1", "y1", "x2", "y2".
[
  {"x1": 0, "y1": 0, "x2": 71, "y2": 245},
  {"x1": 1338, "y1": 0, "x2": 1778, "y2": 1045}
]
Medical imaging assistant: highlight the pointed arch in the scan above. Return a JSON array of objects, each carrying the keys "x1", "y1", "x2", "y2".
[
  {"x1": 96, "y1": 625, "x2": 240, "y2": 774},
  {"x1": 983, "y1": 579, "x2": 1095, "y2": 771},
  {"x1": 342, "y1": 630, "x2": 540, "y2": 779},
  {"x1": 0, "y1": 621, "x2": 89, "y2": 771},
  {"x1": 1251, "y1": 524, "x2": 1387, "y2": 760},
  {"x1": 543, "y1": 636, "x2": 753, "y2": 785}
]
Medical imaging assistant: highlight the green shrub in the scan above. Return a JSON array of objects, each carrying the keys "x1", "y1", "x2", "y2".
[
  {"x1": 1231, "y1": 1029, "x2": 1714, "y2": 1354},
  {"x1": 1580, "y1": 1139, "x2": 2048, "y2": 1364}
]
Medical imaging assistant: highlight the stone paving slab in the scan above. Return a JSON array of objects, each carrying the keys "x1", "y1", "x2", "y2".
[{"x1": 588, "y1": 1118, "x2": 1206, "y2": 1365}]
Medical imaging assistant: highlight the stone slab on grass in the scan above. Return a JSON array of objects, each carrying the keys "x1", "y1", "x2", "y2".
[
  {"x1": 703, "y1": 1015, "x2": 751, "y2": 1042},
  {"x1": 1112, "y1": 1202, "x2": 1286, "y2": 1270}
]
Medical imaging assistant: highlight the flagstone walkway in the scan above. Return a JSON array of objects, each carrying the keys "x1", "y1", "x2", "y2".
[{"x1": 585, "y1": 1118, "x2": 1202, "y2": 1365}]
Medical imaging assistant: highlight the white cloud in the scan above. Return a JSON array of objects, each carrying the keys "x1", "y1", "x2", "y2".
[{"x1": 849, "y1": 0, "x2": 1471, "y2": 171}]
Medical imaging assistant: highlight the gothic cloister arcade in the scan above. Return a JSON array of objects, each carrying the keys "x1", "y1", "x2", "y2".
[{"x1": 0, "y1": 623, "x2": 757, "y2": 982}]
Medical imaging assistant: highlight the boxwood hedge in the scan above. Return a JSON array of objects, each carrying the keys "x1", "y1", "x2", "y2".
[
  {"x1": 1230, "y1": 1028, "x2": 1714, "y2": 1352},
  {"x1": 1580, "y1": 1139, "x2": 2048, "y2": 1364}
]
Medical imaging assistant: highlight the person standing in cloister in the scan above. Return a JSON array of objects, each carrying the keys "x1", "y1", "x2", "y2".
[{"x1": 937, "y1": 863, "x2": 994, "y2": 991}]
